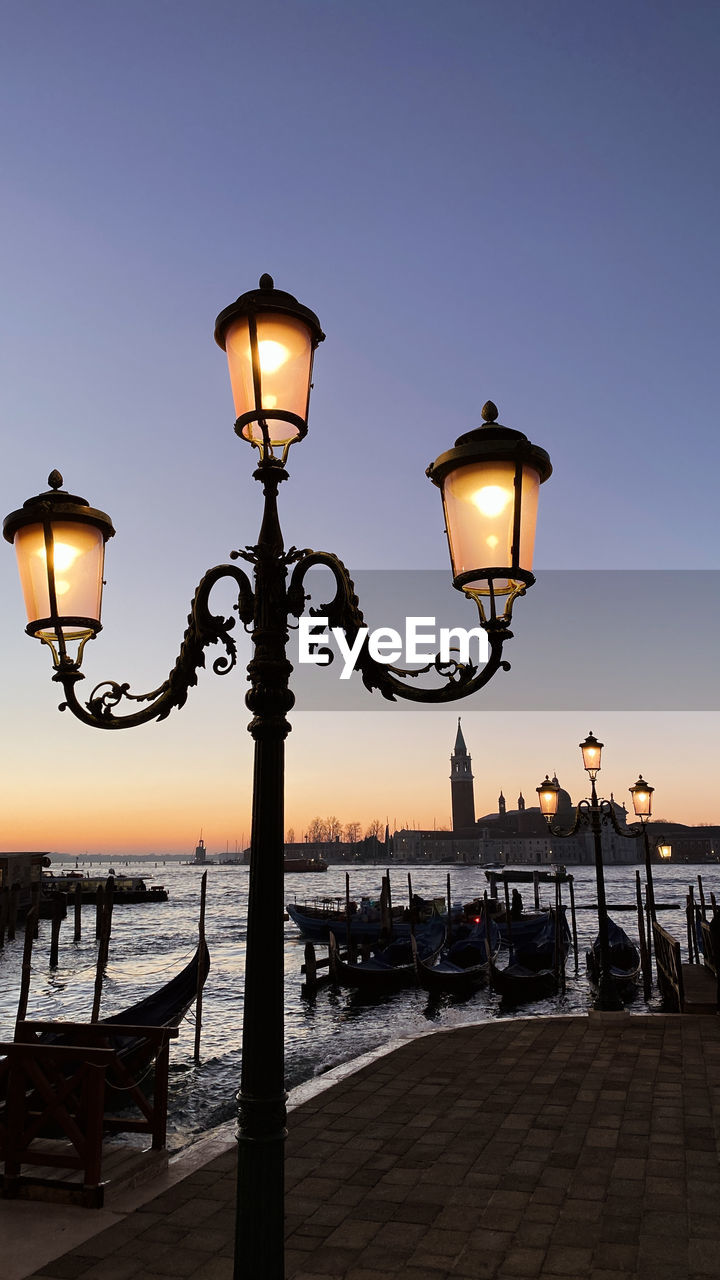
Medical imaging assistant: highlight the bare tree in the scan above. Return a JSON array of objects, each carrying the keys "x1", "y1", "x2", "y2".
[
  {"x1": 365, "y1": 818, "x2": 382, "y2": 840},
  {"x1": 326, "y1": 815, "x2": 342, "y2": 841},
  {"x1": 307, "y1": 816, "x2": 327, "y2": 843},
  {"x1": 344, "y1": 821, "x2": 361, "y2": 843},
  {"x1": 286, "y1": 827, "x2": 295, "y2": 844}
]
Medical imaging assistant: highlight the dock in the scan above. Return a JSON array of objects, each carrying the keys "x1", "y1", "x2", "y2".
[{"x1": 8, "y1": 1013, "x2": 720, "y2": 1280}]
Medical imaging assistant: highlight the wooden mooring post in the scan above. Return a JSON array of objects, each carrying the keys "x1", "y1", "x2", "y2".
[
  {"x1": 15, "y1": 907, "x2": 38, "y2": 1033},
  {"x1": 0, "y1": 887, "x2": 9, "y2": 949},
  {"x1": 49, "y1": 893, "x2": 66, "y2": 968},
  {"x1": 8, "y1": 883, "x2": 20, "y2": 941},
  {"x1": 91, "y1": 878, "x2": 114, "y2": 1021},
  {"x1": 635, "y1": 870, "x2": 651, "y2": 1000},
  {"x1": 193, "y1": 870, "x2": 207, "y2": 1064},
  {"x1": 567, "y1": 875, "x2": 579, "y2": 971},
  {"x1": 73, "y1": 882, "x2": 82, "y2": 942}
]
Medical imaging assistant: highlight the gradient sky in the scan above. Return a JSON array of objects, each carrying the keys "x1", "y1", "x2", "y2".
[{"x1": 1, "y1": 1, "x2": 719, "y2": 854}]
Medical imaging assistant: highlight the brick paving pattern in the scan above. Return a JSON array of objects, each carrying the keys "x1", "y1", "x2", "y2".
[{"x1": 25, "y1": 1013, "x2": 720, "y2": 1279}]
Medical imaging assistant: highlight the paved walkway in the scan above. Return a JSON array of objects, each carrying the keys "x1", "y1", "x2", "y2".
[{"x1": 9, "y1": 1012, "x2": 720, "y2": 1279}]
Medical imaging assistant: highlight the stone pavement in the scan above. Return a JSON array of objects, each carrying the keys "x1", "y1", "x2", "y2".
[{"x1": 13, "y1": 1012, "x2": 720, "y2": 1279}]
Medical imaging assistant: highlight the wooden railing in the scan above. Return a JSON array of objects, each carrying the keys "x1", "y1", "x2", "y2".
[
  {"x1": 701, "y1": 920, "x2": 718, "y2": 979},
  {"x1": 0, "y1": 1020, "x2": 178, "y2": 1206},
  {"x1": 652, "y1": 921, "x2": 684, "y2": 1011}
]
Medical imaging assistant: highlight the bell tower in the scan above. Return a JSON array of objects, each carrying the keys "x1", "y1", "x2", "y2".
[{"x1": 450, "y1": 718, "x2": 475, "y2": 831}]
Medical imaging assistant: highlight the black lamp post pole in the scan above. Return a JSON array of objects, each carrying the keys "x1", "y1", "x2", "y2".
[
  {"x1": 641, "y1": 822, "x2": 657, "y2": 926},
  {"x1": 588, "y1": 777, "x2": 622, "y2": 1011},
  {"x1": 236, "y1": 461, "x2": 293, "y2": 1279}
]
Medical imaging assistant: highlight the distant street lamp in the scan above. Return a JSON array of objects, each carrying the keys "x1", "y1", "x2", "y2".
[
  {"x1": 658, "y1": 843, "x2": 673, "y2": 860},
  {"x1": 5, "y1": 275, "x2": 552, "y2": 1279},
  {"x1": 537, "y1": 733, "x2": 655, "y2": 1011}
]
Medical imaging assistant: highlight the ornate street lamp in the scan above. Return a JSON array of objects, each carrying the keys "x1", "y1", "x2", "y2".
[
  {"x1": 537, "y1": 733, "x2": 649, "y2": 1011},
  {"x1": 5, "y1": 276, "x2": 552, "y2": 1279},
  {"x1": 658, "y1": 843, "x2": 672, "y2": 860}
]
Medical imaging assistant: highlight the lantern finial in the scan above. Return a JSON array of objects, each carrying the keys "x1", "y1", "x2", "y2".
[
  {"x1": 481, "y1": 401, "x2": 499, "y2": 422},
  {"x1": 259, "y1": 273, "x2": 274, "y2": 290},
  {"x1": 48, "y1": 470, "x2": 64, "y2": 491}
]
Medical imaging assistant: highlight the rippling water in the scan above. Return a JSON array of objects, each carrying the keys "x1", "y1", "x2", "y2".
[{"x1": 0, "y1": 860, "x2": 713, "y2": 1150}]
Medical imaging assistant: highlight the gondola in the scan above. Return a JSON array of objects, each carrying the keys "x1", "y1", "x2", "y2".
[
  {"x1": 509, "y1": 909, "x2": 571, "y2": 972},
  {"x1": 413, "y1": 918, "x2": 501, "y2": 993},
  {"x1": 586, "y1": 918, "x2": 641, "y2": 993},
  {"x1": 488, "y1": 955, "x2": 558, "y2": 1003},
  {"x1": 2, "y1": 940, "x2": 211, "y2": 1117},
  {"x1": 287, "y1": 895, "x2": 440, "y2": 945},
  {"x1": 329, "y1": 921, "x2": 445, "y2": 992}
]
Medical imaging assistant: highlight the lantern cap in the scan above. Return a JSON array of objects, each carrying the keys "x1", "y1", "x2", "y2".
[
  {"x1": 426, "y1": 401, "x2": 553, "y2": 487},
  {"x1": 214, "y1": 273, "x2": 325, "y2": 351},
  {"x1": 630, "y1": 775, "x2": 654, "y2": 792},
  {"x1": 537, "y1": 774, "x2": 560, "y2": 794},
  {"x1": 3, "y1": 472, "x2": 115, "y2": 544}
]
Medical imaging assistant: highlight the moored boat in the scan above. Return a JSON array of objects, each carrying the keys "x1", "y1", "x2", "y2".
[
  {"x1": 286, "y1": 893, "x2": 440, "y2": 944},
  {"x1": 329, "y1": 920, "x2": 446, "y2": 991},
  {"x1": 414, "y1": 917, "x2": 501, "y2": 993},
  {"x1": 586, "y1": 918, "x2": 641, "y2": 993}
]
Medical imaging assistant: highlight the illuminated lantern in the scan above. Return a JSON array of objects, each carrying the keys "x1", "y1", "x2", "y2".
[
  {"x1": 426, "y1": 402, "x2": 552, "y2": 620},
  {"x1": 214, "y1": 274, "x2": 325, "y2": 461},
  {"x1": 536, "y1": 775, "x2": 560, "y2": 819},
  {"x1": 3, "y1": 471, "x2": 114, "y2": 667},
  {"x1": 629, "y1": 775, "x2": 654, "y2": 821},
  {"x1": 580, "y1": 731, "x2": 603, "y2": 779}
]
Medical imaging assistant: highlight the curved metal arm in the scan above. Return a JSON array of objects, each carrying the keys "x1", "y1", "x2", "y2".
[
  {"x1": 287, "y1": 550, "x2": 513, "y2": 704},
  {"x1": 54, "y1": 564, "x2": 254, "y2": 729},
  {"x1": 546, "y1": 799, "x2": 592, "y2": 840},
  {"x1": 597, "y1": 799, "x2": 645, "y2": 842}
]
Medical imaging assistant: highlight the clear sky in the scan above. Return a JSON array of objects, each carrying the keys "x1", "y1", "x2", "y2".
[{"x1": 1, "y1": 1, "x2": 718, "y2": 854}]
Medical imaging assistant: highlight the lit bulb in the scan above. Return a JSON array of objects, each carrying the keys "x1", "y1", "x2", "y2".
[
  {"x1": 472, "y1": 485, "x2": 512, "y2": 518},
  {"x1": 486, "y1": 535, "x2": 499, "y2": 549},
  {"x1": 34, "y1": 540, "x2": 81, "y2": 572},
  {"x1": 258, "y1": 340, "x2": 289, "y2": 374}
]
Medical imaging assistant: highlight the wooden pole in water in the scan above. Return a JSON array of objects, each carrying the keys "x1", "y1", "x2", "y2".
[
  {"x1": 446, "y1": 872, "x2": 452, "y2": 946},
  {"x1": 0, "y1": 887, "x2": 8, "y2": 949},
  {"x1": 91, "y1": 878, "x2": 114, "y2": 1021},
  {"x1": 407, "y1": 872, "x2": 416, "y2": 939},
  {"x1": 193, "y1": 870, "x2": 207, "y2": 1064},
  {"x1": 345, "y1": 873, "x2": 353, "y2": 957},
  {"x1": 567, "y1": 875, "x2": 579, "y2": 972},
  {"x1": 385, "y1": 872, "x2": 394, "y2": 940},
  {"x1": 636, "y1": 869, "x2": 651, "y2": 1000},
  {"x1": 554, "y1": 877, "x2": 565, "y2": 993},
  {"x1": 8, "y1": 883, "x2": 20, "y2": 941},
  {"x1": 30, "y1": 879, "x2": 41, "y2": 936},
  {"x1": 49, "y1": 893, "x2": 64, "y2": 967},
  {"x1": 533, "y1": 871, "x2": 540, "y2": 911},
  {"x1": 503, "y1": 876, "x2": 514, "y2": 956},
  {"x1": 15, "y1": 907, "x2": 38, "y2": 1033},
  {"x1": 73, "y1": 882, "x2": 82, "y2": 942},
  {"x1": 698, "y1": 875, "x2": 707, "y2": 921},
  {"x1": 95, "y1": 883, "x2": 104, "y2": 939}
]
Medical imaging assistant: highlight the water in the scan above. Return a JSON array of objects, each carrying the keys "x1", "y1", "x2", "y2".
[{"x1": 0, "y1": 860, "x2": 711, "y2": 1151}]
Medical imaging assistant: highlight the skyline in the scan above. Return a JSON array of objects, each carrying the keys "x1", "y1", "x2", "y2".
[{"x1": 1, "y1": 2, "x2": 719, "y2": 855}]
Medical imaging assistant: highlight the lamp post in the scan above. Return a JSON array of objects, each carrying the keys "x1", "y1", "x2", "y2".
[
  {"x1": 537, "y1": 733, "x2": 630, "y2": 1011},
  {"x1": 5, "y1": 275, "x2": 552, "y2": 1279}
]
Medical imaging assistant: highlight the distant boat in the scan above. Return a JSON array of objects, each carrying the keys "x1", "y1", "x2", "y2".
[{"x1": 284, "y1": 856, "x2": 328, "y2": 873}]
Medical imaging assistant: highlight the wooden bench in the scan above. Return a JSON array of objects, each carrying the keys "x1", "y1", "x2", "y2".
[{"x1": 0, "y1": 1020, "x2": 178, "y2": 1206}]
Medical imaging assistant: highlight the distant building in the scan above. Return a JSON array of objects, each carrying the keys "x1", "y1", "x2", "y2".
[{"x1": 393, "y1": 722, "x2": 641, "y2": 866}]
